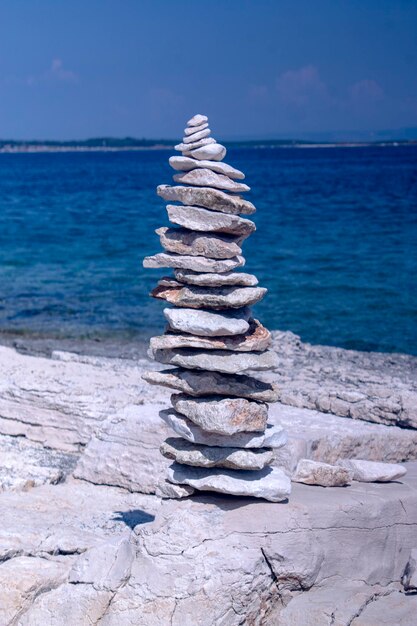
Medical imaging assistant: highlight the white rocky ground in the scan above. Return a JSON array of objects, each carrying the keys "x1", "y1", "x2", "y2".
[{"x1": 0, "y1": 332, "x2": 417, "y2": 624}]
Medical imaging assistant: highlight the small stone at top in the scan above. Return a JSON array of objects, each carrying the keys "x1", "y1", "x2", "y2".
[{"x1": 187, "y1": 114, "x2": 208, "y2": 127}]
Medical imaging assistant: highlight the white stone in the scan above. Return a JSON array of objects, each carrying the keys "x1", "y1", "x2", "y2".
[
  {"x1": 173, "y1": 169, "x2": 250, "y2": 193},
  {"x1": 185, "y1": 142, "x2": 226, "y2": 161},
  {"x1": 155, "y1": 479, "x2": 195, "y2": 499},
  {"x1": 292, "y1": 459, "x2": 353, "y2": 487},
  {"x1": 337, "y1": 459, "x2": 407, "y2": 482},
  {"x1": 152, "y1": 347, "x2": 279, "y2": 374},
  {"x1": 163, "y1": 306, "x2": 251, "y2": 337},
  {"x1": 152, "y1": 284, "x2": 266, "y2": 310},
  {"x1": 167, "y1": 204, "x2": 256, "y2": 237},
  {"x1": 184, "y1": 122, "x2": 208, "y2": 136},
  {"x1": 183, "y1": 128, "x2": 211, "y2": 144},
  {"x1": 158, "y1": 184, "x2": 255, "y2": 215},
  {"x1": 175, "y1": 137, "x2": 216, "y2": 151},
  {"x1": 174, "y1": 269, "x2": 258, "y2": 287},
  {"x1": 187, "y1": 113, "x2": 208, "y2": 127},
  {"x1": 143, "y1": 252, "x2": 245, "y2": 273},
  {"x1": 169, "y1": 156, "x2": 245, "y2": 179}
]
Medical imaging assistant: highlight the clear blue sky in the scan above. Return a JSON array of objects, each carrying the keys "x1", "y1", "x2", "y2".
[{"x1": 1, "y1": 0, "x2": 416, "y2": 140}]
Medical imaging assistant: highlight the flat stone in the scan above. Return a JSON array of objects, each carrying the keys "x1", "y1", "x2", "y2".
[
  {"x1": 169, "y1": 156, "x2": 245, "y2": 180},
  {"x1": 183, "y1": 128, "x2": 211, "y2": 144},
  {"x1": 292, "y1": 459, "x2": 353, "y2": 487},
  {"x1": 143, "y1": 252, "x2": 245, "y2": 273},
  {"x1": 187, "y1": 113, "x2": 208, "y2": 127},
  {"x1": 402, "y1": 548, "x2": 417, "y2": 591},
  {"x1": 152, "y1": 347, "x2": 279, "y2": 374},
  {"x1": 173, "y1": 169, "x2": 250, "y2": 193},
  {"x1": 183, "y1": 122, "x2": 208, "y2": 136},
  {"x1": 171, "y1": 394, "x2": 268, "y2": 434},
  {"x1": 175, "y1": 137, "x2": 216, "y2": 151},
  {"x1": 149, "y1": 319, "x2": 271, "y2": 353},
  {"x1": 166, "y1": 463, "x2": 291, "y2": 502},
  {"x1": 175, "y1": 269, "x2": 258, "y2": 287},
  {"x1": 163, "y1": 306, "x2": 251, "y2": 337},
  {"x1": 156, "y1": 227, "x2": 242, "y2": 259},
  {"x1": 155, "y1": 479, "x2": 195, "y2": 499},
  {"x1": 161, "y1": 438, "x2": 274, "y2": 470},
  {"x1": 184, "y1": 142, "x2": 227, "y2": 161},
  {"x1": 158, "y1": 185, "x2": 255, "y2": 215},
  {"x1": 337, "y1": 459, "x2": 407, "y2": 482},
  {"x1": 143, "y1": 368, "x2": 280, "y2": 402},
  {"x1": 160, "y1": 408, "x2": 287, "y2": 449},
  {"x1": 152, "y1": 284, "x2": 266, "y2": 310},
  {"x1": 167, "y1": 205, "x2": 256, "y2": 237}
]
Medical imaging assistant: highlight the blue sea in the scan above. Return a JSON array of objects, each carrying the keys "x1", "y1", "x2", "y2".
[{"x1": 0, "y1": 145, "x2": 416, "y2": 355}]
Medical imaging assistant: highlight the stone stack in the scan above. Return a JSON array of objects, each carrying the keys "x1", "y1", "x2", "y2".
[{"x1": 143, "y1": 114, "x2": 291, "y2": 502}]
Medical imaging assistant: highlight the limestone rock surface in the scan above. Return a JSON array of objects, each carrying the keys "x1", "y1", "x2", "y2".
[
  {"x1": 402, "y1": 548, "x2": 417, "y2": 591},
  {"x1": 152, "y1": 283, "x2": 266, "y2": 310},
  {"x1": 173, "y1": 168, "x2": 250, "y2": 193},
  {"x1": 183, "y1": 122, "x2": 208, "y2": 136},
  {"x1": 292, "y1": 459, "x2": 353, "y2": 487},
  {"x1": 152, "y1": 347, "x2": 279, "y2": 374},
  {"x1": 187, "y1": 113, "x2": 208, "y2": 126},
  {"x1": 163, "y1": 306, "x2": 251, "y2": 337},
  {"x1": 175, "y1": 137, "x2": 215, "y2": 151},
  {"x1": 183, "y1": 128, "x2": 211, "y2": 144},
  {"x1": 157, "y1": 184, "x2": 255, "y2": 215},
  {"x1": 167, "y1": 204, "x2": 256, "y2": 236},
  {"x1": 155, "y1": 479, "x2": 195, "y2": 499},
  {"x1": 169, "y1": 156, "x2": 245, "y2": 179},
  {"x1": 143, "y1": 251, "x2": 245, "y2": 273},
  {"x1": 338, "y1": 458, "x2": 407, "y2": 482},
  {"x1": 174, "y1": 269, "x2": 258, "y2": 286},
  {"x1": 156, "y1": 226, "x2": 242, "y2": 259},
  {"x1": 184, "y1": 142, "x2": 226, "y2": 161}
]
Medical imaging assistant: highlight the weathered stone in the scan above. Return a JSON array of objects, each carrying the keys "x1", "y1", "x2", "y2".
[
  {"x1": 183, "y1": 128, "x2": 211, "y2": 144},
  {"x1": 169, "y1": 156, "x2": 245, "y2": 179},
  {"x1": 156, "y1": 226, "x2": 242, "y2": 259},
  {"x1": 167, "y1": 204, "x2": 256, "y2": 237},
  {"x1": 184, "y1": 122, "x2": 208, "y2": 136},
  {"x1": 187, "y1": 113, "x2": 208, "y2": 127},
  {"x1": 143, "y1": 368, "x2": 280, "y2": 402},
  {"x1": 402, "y1": 548, "x2": 417, "y2": 591},
  {"x1": 175, "y1": 137, "x2": 216, "y2": 151},
  {"x1": 150, "y1": 319, "x2": 271, "y2": 353},
  {"x1": 152, "y1": 284, "x2": 266, "y2": 310},
  {"x1": 337, "y1": 458, "x2": 407, "y2": 482},
  {"x1": 184, "y1": 142, "x2": 226, "y2": 161},
  {"x1": 160, "y1": 408, "x2": 287, "y2": 449},
  {"x1": 162, "y1": 438, "x2": 274, "y2": 470},
  {"x1": 143, "y1": 252, "x2": 245, "y2": 273},
  {"x1": 173, "y1": 169, "x2": 250, "y2": 193},
  {"x1": 152, "y1": 347, "x2": 279, "y2": 374},
  {"x1": 292, "y1": 459, "x2": 353, "y2": 487},
  {"x1": 171, "y1": 394, "x2": 268, "y2": 434},
  {"x1": 158, "y1": 185, "x2": 255, "y2": 215},
  {"x1": 167, "y1": 463, "x2": 291, "y2": 502},
  {"x1": 155, "y1": 479, "x2": 195, "y2": 499},
  {"x1": 175, "y1": 269, "x2": 258, "y2": 287},
  {"x1": 163, "y1": 306, "x2": 251, "y2": 337}
]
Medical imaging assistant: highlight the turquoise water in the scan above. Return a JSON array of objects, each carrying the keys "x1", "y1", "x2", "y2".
[{"x1": 0, "y1": 146, "x2": 416, "y2": 354}]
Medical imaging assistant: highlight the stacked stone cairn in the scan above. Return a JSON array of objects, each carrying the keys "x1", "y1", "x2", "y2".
[{"x1": 143, "y1": 114, "x2": 291, "y2": 502}]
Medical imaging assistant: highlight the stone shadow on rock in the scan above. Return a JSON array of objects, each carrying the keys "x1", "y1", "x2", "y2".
[
  {"x1": 190, "y1": 492, "x2": 289, "y2": 511},
  {"x1": 112, "y1": 509, "x2": 155, "y2": 529}
]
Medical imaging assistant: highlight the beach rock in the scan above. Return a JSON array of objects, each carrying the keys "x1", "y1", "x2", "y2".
[
  {"x1": 171, "y1": 394, "x2": 268, "y2": 434},
  {"x1": 167, "y1": 463, "x2": 291, "y2": 502},
  {"x1": 183, "y1": 128, "x2": 211, "y2": 144},
  {"x1": 143, "y1": 368, "x2": 280, "y2": 402},
  {"x1": 143, "y1": 252, "x2": 245, "y2": 273},
  {"x1": 169, "y1": 156, "x2": 245, "y2": 179},
  {"x1": 402, "y1": 548, "x2": 417, "y2": 591},
  {"x1": 155, "y1": 479, "x2": 195, "y2": 499},
  {"x1": 175, "y1": 137, "x2": 215, "y2": 152},
  {"x1": 158, "y1": 185, "x2": 255, "y2": 215},
  {"x1": 185, "y1": 142, "x2": 227, "y2": 161},
  {"x1": 152, "y1": 347, "x2": 279, "y2": 374},
  {"x1": 156, "y1": 227, "x2": 242, "y2": 259},
  {"x1": 161, "y1": 438, "x2": 274, "y2": 471},
  {"x1": 175, "y1": 269, "x2": 258, "y2": 286},
  {"x1": 160, "y1": 408, "x2": 287, "y2": 449},
  {"x1": 163, "y1": 306, "x2": 251, "y2": 337},
  {"x1": 187, "y1": 113, "x2": 208, "y2": 126},
  {"x1": 337, "y1": 459, "x2": 407, "y2": 482},
  {"x1": 167, "y1": 204, "x2": 256, "y2": 237},
  {"x1": 152, "y1": 284, "x2": 266, "y2": 310},
  {"x1": 184, "y1": 122, "x2": 208, "y2": 136},
  {"x1": 292, "y1": 459, "x2": 353, "y2": 487},
  {"x1": 173, "y1": 169, "x2": 250, "y2": 193},
  {"x1": 149, "y1": 319, "x2": 271, "y2": 353}
]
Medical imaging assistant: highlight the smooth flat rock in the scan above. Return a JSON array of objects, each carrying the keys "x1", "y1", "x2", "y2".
[
  {"x1": 143, "y1": 368, "x2": 280, "y2": 402},
  {"x1": 183, "y1": 122, "x2": 208, "y2": 136},
  {"x1": 184, "y1": 142, "x2": 226, "y2": 161},
  {"x1": 156, "y1": 226, "x2": 242, "y2": 259},
  {"x1": 143, "y1": 252, "x2": 245, "y2": 273},
  {"x1": 149, "y1": 319, "x2": 271, "y2": 353},
  {"x1": 173, "y1": 169, "x2": 250, "y2": 193},
  {"x1": 167, "y1": 204, "x2": 256, "y2": 237},
  {"x1": 163, "y1": 306, "x2": 251, "y2": 336},
  {"x1": 152, "y1": 284, "x2": 266, "y2": 310},
  {"x1": 161, "y1": 438, "x2": 274, "y2": 470},
  {"x1": 160, "y1": 408, "x2": 287, "y2": 449},
  {"x1": 175, "y1": 137, "x2": 215, "y2": 152},
  {"x1": 402, "y1": 548, "x2": 417, "y2": 591},
  {"x1": 155, "y1": 479, "x2": 195, "y2": 499},
  {"x1": 338, "y1": 458, "x2": 407, "y2": 482},
  {"x1": 187, "y1": 113, "x2": 208, "y2": 126},
  {"x1": 292, "y1": 459, "x2": 353, "y2": 487},
  {"x1": 158, "y1": 185, "x2": 255, "y2": 215},
  {"x1": 169, "y1": 156, "x2": 245, "y2": 180},
  {"x1": 174, "y1": 269, "x2": 258, "y2": 287},
  {"x1": 152, "y1": 347, "x2": 279, "y2": 374},
  {"x1": 183, "y1": 128, "x2": 211, "y2": 144},
  {"x1": 171, "y1": 394, "x2": 268, "y2": 434},
  {"x1": 167, "y1": 463, "x2": 291, "y2": 502}
]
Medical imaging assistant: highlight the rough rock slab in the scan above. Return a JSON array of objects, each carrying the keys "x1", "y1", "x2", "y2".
[
  {"x1": 156, "y1": 226, "x2": 242, "y2": 259},
  {"x1": 402, "y1": 548, "x2": 417, "y2": 591},
  {"x1": 292, "y1": 459, "x2": 353, "y2": 487},
  {"x1": 169, "y1": 156, "x2": 245, "y2": 179},
  {"x1": 152, "y1": 347, "x2": 279, "y2": 374},
  {"x1": 160, "y1": 408, "x2": 287, "y2": 449},
  {"x1": 150, "y1": 319, "x2": 271, "y2": 353},
  {"x1": 171, "y1": 393, "x2": 268, "y2": 434},
  {"x1": 152, "y1": 283, "x2": 266, "y2": 310},
  {"x1": 167, "y1": 463, "x2": 291, "y2": 502},
  {"x1": 163, "y1": 306, "x2": 251, "y2": 337},
  {"x1": 338, "y1": 458, "x2": 407, "y2": 482},
  {"x1": 184, "y1": 142, "x2": 226, "y2": 161},
  {"x1": 157, "y1": 184, "x2": 255, "y2": 215},
  {"x1": 143, "y1": 251, "x2": 245, "y2": 273},
  {"x1": 173, "y1": 168, "x2": 250, "y2": 193},
  {"x1": 167, "y1": 204, "x2": 256, "y2": 236},
  {"x1": 187, "y1": 113, "x2": 208, "y2": 126},
  {"x1": 155, "y1": 479, "x2": 195, "y2": 499},
  {"x1": 143, "y1": 368, "x2": 280, "y2": 402},
  {"x1": 175, "y1": 268, "x2": 258, "y2": 286}
]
